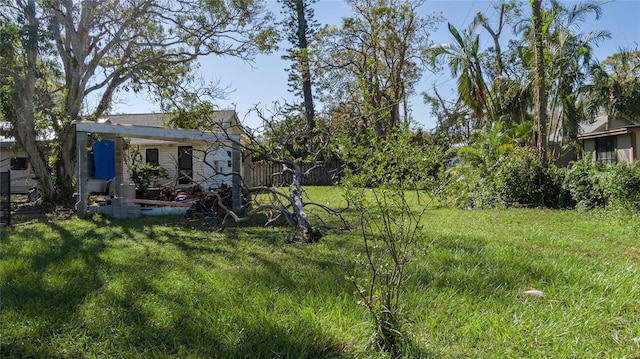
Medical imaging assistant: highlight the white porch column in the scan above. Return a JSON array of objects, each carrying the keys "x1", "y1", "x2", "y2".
[
  {"x1": 232, "y1": 142, "x2": 242, "y2": 213},
  {"x1": 76, "y1": 130, "x2": 88, "y2": 219}
]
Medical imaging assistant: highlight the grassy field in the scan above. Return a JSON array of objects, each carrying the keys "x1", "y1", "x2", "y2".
[{"x1": 1, "y1": 187, "x2": 639, "y2": 358}]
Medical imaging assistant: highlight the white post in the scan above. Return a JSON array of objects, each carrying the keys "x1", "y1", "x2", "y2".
[
  {"x1": 76, "y1": 131, "x2": 88, "y2": 219},
  {"x1": 232, "y1": 142, "x2": 242, "y2": 213}
]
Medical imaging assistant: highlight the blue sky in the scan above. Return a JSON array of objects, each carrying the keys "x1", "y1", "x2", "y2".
[{"x1": 112, "y1": 0, "x2": 640, "y2": 131}]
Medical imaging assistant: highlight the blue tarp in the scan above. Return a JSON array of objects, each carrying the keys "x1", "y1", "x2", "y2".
[{"x1": 92, "y1": 140, "x2": 115, "y2": 179}]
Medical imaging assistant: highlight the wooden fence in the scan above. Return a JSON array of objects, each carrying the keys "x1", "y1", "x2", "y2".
[{"x1": 250, "y1": 161, "x2": 343, "y2": 187}]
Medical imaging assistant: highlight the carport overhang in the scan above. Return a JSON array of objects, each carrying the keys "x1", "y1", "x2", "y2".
[{"x1": 74, "y1": 121, "x2": 243, "y2": 219}]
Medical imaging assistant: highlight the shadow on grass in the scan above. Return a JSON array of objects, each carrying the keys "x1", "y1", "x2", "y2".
[
  {"x1": 0, "y1": 221, "x2": 106, "y2": 358},
  {"x1": 1, "y1": 217, "x2": 348, "y2": 358}
]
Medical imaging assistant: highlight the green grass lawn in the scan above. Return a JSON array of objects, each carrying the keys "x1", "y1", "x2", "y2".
[{"x1": 1, "y1": 187, "x2": 639, "y2": 358}]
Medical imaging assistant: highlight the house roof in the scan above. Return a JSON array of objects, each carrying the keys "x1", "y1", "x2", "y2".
[
  {"x1": 578, "y1": 115, "x2": 640, "y2": 140},
  {"x1": 99, "y1": 111, "x2": 240, "y2": 146},
  {"x1": 100, "y1": 110, "x2": 238, "y2": 128}
]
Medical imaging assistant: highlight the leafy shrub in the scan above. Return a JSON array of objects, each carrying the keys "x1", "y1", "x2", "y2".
[
  {"x1": 598, "y1": 161, "x2": 640, "y2": 210},
  {"x1": 562, "y1": 156, "x2": 640, "y2": 211},
  {"x1": 444, "y1": 165, "x2": 498, "y2": 208},
  {"x1": 128, "y1": 162, "x2": 169, "y2": 190},
  {"x1": 492, "y1": 147, "x2": 570, "y2": 208},
  {"x1": 446, "y1": 146, "x2": 569, "y2": 209},
  {"x1": 544, "y1": 164, "x2": 573, "y2": 209},
  {"x1": 493, "y1": 147, "x2": 546, "y2": 207},
  {"x1": 126, "y1": 145, "x2": 169, "y2": 190},
  {"x1": 562, "y1": 154, "x2": 604, "y2": 210}
]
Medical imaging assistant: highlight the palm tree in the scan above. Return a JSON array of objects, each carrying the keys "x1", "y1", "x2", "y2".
[
  {"x1": 581, "y1": 50, "x2": 640, "y2": 120},
  {"x1": 429, "y1": 22, "x2": 497, "y2": 129},
  {"x1": 512, "y1": 0, "x2": 607, "y2": 159},
  {"x1": 529, "y1": 0, "x2": 547, "y2": 161},
  {"x1": 544, "y1": 2, "x2": 609, "y2": 155}
]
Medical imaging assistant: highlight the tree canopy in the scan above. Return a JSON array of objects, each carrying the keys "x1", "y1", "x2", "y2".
[
  {"x1": 313, "y1": 0, "x2": 441, "y2": 142},
  {"x1": 0, "y1": 0, "x2": 276, "y2": 202}
]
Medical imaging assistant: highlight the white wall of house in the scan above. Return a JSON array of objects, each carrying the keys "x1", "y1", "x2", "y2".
[
  {"x1": 0, "y1": 149, "x2": 38, "y2": 194},
  {"x1": 583, "y1": 134, "x2": 638, "y2": 164},
  {"x1": 584, "y1": 139, "x2": 595, "y2": 160},
  {"x1": 616, "y1": 134, "x2": 633, "y2": 163},
  {"x1": 203, "y1": 146, "x2": 234, "y2": 189},
  {"x1": 125, "y1": 142, "x2": 239, "y2": 190}
]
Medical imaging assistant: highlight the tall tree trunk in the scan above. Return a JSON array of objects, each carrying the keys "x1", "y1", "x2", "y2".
[
  {"x1": 54, "y1": 126, "x2": 77, "y2": 202},
  {"x1": 11, "y1": 0, "x2": 57, "y2": 202},
  {"x1": 531, "y1": 0, "x2": 548, "y2": 162},
  {"x1": 294, "y1": 0, "x2": 316, "y2": 145}
]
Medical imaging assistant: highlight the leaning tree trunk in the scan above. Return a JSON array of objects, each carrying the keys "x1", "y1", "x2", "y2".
[
  {"x1": 286, "y1": 161, "x2": 322, "y2": 243},
  {"x1": 12, "y1": 111, "x2": 57, "y2": 202},
  {"x1": 9, "y1": 0, "x2": 57, "y2": 203}
]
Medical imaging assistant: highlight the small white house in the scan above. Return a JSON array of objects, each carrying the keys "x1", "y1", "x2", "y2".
[
  {"x1": 578, "y1": 115, "x2": 640, "y2": 164},
  {"x1": 99, "y1": 111, "x2": 249, "y2": 191}
]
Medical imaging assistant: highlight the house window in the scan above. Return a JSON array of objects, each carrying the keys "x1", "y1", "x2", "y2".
[
  {"x1": 178, "y1": 146, "x2": 193, "y2": 184},
  {"x1": 146, "y1": 149, "x2": 159, "y2": 165},
  {"x1": 10, "y1": 157, "x2": 28, "y2": 170},
  {"x1": 596, "y1": 138, "x2": 616, "y2": 164},
  {"x1": 227, "y1": 160, "x2": 232, "y2": 168}
]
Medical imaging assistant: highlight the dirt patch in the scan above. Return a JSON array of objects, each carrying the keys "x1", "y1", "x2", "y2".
[{"x1": 11, "y1": 196, "x2": 75, "y2": 219}]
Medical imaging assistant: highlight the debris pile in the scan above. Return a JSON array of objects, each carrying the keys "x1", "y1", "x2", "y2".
[{"x1": 188, "y1": 184, "x2": 236, "y2": 215}]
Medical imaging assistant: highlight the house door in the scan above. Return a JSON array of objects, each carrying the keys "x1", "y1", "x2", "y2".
[{"x1": 178, "y1": 146, "x2": 193, "y2": 184}]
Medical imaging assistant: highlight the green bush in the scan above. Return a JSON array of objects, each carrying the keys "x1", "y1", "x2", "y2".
[
  {"x1": 562, "y1": 154, "x2": 604, "y2": 210},
  {"x1": 443, "y1": 141, "x2": 640, "y2": 212},
  {"x1": 598, "y1": 161, "x2": 640, "y2": 210},
  {"x1": 443, "y1": 165, "x2": 497, "y2": 209},
  {"x1": 544, "y1": 164, "x2": 573, "y2": 209},
  {"x1": 127, "y1": 162, "x2": 169, "y2": 190},
  {"x1": 447, "y1": 146, "x2": 569, "y2": 209},
  {"x1": 562, "y1": 156, "x2": 640, "y2": 211},
  {"x1": 493, "y1": 147, "x2": 546, "y2": 207},
  {"x1": 493, "y1": 147, "x2": 570, "y2": 208},
  {"x1": 126, "y1": 145, "x2": 169, "y2": 190}
]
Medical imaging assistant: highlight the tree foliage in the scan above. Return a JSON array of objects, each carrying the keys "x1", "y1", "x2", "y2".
[
  {"x1": 0, "y1": 0, "x2": 277, "y2": 203},
  {"x1": 426, "y1": 0, "x2": 610, "y2": 160},
  {"x1": 582, "y1": 49, "x2": 640, "y2": 120},
  {"x1": 313, "y1": 0, "x2": 440, "y2": 142},
  {"x1": 279, "y1": 0, "x2": 319, "y2": 143}
]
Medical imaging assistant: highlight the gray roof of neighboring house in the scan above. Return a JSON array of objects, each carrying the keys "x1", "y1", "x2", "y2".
[
  {"x1": 577, "y1": 114, "x2": 640, "y2": 140},
  {"x1": 580, "y1": 115, "x2": 609, "y2": 134},
  {"x1": 551, "y1": 115, "x2": 640, "y2": 143}
]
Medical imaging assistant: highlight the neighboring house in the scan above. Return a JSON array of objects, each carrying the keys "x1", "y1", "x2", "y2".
[
  {"x1": 99, "y1": 111, "x2": 250, "y2": 191},
  {"x1": 0, "y1": 123, "x2": 40, "y2": 195},
  {"x1": 578, "y1": 115, "x2": 640, "y2": 164},
  {"x1": 0, "y1": 140, "x2": 39, "y2": 194}
]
